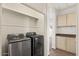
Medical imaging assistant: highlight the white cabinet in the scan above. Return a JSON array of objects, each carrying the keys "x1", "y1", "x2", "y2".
[
  {"x1": 66, "y1": 37, "x2": 76, "y2": 53},
  {"x1": 56, "y1": 9, "x2": 76, "y2": 54},
  {"x1": 56, "y1": 36, "x2": 66, "y2": 50},
  {"x1": 67, "y1": 13, "x2": 76, "y2": 26},
  {"x1": 56, "y1": 36, "x2": 61, "y2": 49},
  {"x1": 57, "y1": 13, "x2": 76, "y2": 35},
  {"x1": 56, "y1": 36, "x2": 76, "y2": 54},
  {"x1": 57, "y1": 15, "x2": 66, "y2": 26},
  {"x1": 57, "y1": 13, "x2": 76, "y2": 26}
]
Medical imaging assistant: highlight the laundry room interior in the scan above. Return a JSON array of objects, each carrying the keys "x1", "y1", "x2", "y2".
[
  {"x1": 53, "y1": 4, "x2": 77, "y2": 56},
  {"x1": 0, "y1": 3, "x2": 79, "y2": 56},
  {"x1": 0, "y1": 3, "x2": 45, "y2": 56}
]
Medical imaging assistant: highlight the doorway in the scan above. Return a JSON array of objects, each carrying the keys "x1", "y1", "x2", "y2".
[{"x1": 49, "y1": 4, "x2": 77, "y2": 56}]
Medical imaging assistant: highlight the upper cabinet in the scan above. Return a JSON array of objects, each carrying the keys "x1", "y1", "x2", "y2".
[
  {"x1": 57, "y1": 12, "x2": 76, "y2": 35},
  {"x1": 67, "y1": 13, "x2": 76, "y2": 26},
  {"x1": 57, "y1": 15, "x2": 66, "y2": 26},
  {"x1": 57, "y1": 12, "x2": 76, "y2": 27}
]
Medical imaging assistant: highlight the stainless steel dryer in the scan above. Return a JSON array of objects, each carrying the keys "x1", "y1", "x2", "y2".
[{"x1": 26, "y1": 32, "x2": 44, "y2": 56}]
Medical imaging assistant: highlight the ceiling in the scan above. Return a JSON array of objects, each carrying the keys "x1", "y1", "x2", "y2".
[
  {"x1": 23, "y1": 3, "x2": 46, "y2": 14},
  {"x1": 53, "y1": 3, "x2": 76, "y2": 10},
  {"x1": 23, "y1": 3, "x2": 76, "y2": 14}
]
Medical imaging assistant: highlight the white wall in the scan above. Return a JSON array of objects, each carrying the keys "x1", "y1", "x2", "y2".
[
  {"x1": 47, "y1": 4, "x2": 56, "y2": 55},
  {"x1": 57, "y1": 5, "x2": 76, "y2": 16},
  {"x1": 24, "y1": 3, "x2": 46, "y2": 14},
  {"x1": 0, "y1": 4, "x2": 2, "y2": 56},
  {"x1": 2, "y1": 3, "x2": 45, "y2": 35}
]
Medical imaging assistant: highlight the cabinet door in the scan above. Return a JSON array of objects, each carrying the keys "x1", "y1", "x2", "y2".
[
  {"x1": 57, "y1": 15, "x2": 66, "y2": 26},
  {"x1": 67, "y1": 13, "x2": 76, "y2": 26},
  {"x1": 56, "y1": 36, "x2": 61, "y2": 49},
  {"x1": 66, "y1": 37, "x2": 76, "y2": 53},
  {"x1": 56, "y1": 36, "x2": 66, "y2": 50}
]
